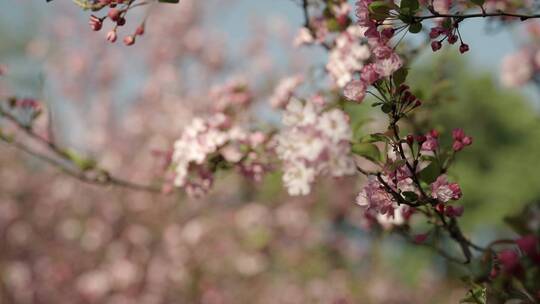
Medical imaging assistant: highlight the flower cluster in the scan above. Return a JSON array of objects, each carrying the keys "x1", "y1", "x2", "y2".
[
  {"x1": 499, "y1": 23, "x2": 540, "y2": 88},
  {"x1": 328, "y1": 25, "x2": 402, "y2": 102},
  {"x1": 209, "y1": 77, "x2": 253, "y2": 113},
  {"x1": 172, "y1": 114, "x2": 267, "y2": 197},
  {"x1": 275, "y1": 98, "x2": 355, "y2": 195},
  {"x1": 85, "y1": 0, "x2": 147, "y2": 45},
  {"x1": 431, "y1": 175, "x2": 462, "y2": 203},
  {"x1": 451, "y1": 128, "x2": 473, "y2": 151},
  {"x1": 269, "y1": 75, "x2": 304, "y2": 109},
  {"x1": 429, "y1": 24, "x2": 469, "y2": 54}
]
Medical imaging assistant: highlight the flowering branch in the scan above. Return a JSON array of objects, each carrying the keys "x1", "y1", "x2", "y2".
[{"x1": 0, "y1": 100, "x2": 162, "y2": 193}]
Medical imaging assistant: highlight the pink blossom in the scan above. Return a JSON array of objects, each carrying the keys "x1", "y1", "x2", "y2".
[
  {"x1": 421, "y1": 132, "x2": 439, "y2": 152},
  {"x1": 343, "y1": 80, "x2": 366, "y2": 102},
  {"x1": 360, "y1": 64, "x2": 379, "y2": 85},
  {"x1": 356, "y1": 177, "x2": 397, "y2": 217},
  {"x1": 430, "y1": 175, "x2": 462, "y2": 202},
  {"x1": 501, "y1": 50, "x2": 534, "y2": 88}
]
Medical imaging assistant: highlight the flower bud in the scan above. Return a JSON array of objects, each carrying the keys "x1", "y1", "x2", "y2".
[
  {"x1": 452, "y1": 141, "x2": 464, "y2": 151},
  {"x1": 406, "y1": 134, "x2": 414, "y2": 146},
  {"x1": 459, "y1": 43, "x2": 470, "y2": 54},
  {"x1": 123, "y1": 35, "x2": 135, "y2": 46},
  {"x1": 415, "y1": 135, "x2": 426, "y2": 144},
  {"x1": 108, "y1": 8, "x2": 121, "y2": 21},
  {"x1": 116, "y1": 17, "x2": 126, "y2": 26},
  {"x1": 431, "y1": 40, "x2": 442, "y2": 52},
  {"x1": 135, "y1": 24, "x2": 145, "y2": 36},
  {"x1": 462, "y1": 136, "x2": 473, "y2": 146},
  {"x1": 106, "y1": 30, "x2": 117, "y2": 43}
]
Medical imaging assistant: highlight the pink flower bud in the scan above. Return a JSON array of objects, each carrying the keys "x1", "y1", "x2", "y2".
[
  {"x1": 447, "y1": 34, "x2": 458, "y2": 44},
  {"x1": 516, "y1": 235, "x2": 539, "y2": 259},
  {"x1": 462, "y1": 136, "x2": 473, "y2": 146},
  {"x1": 106, "y1": 30, "x2": 117, "y2": 43},
  {"x1": 108, "y1": 8, "x2": 121, "y2": 21},
  {"x1": 431, "y1": 40, "x2": 442, "y2": 52},
  {"x1": 497, "y1": 249, "x2": 521, "y2": 275},
  {"x1": 429, "y1": 27, "x2": 442, "y2": 39},
  {"x1": 452, "y1": 128, "x2": 465, "y2": 141},
  {"x1": 452, "y1": 141, "x2": 464, "y2": 151},
  {"x1": 135, "y1": 24, "x2": 145, "y2": 36},
  {"x1": 123, "y1": 35, "x2": 135, "y2": 46},
  {"x1": 459, "y1": 43, "x2": 470, "y2": 54}
]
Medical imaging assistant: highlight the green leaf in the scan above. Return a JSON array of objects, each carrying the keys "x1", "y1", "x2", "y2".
[
  {"x1": 326, "y1": 18, "x2": 341, "y2": 32},
  {"x1": 504, "y1": 214, "x2": 533, "y2": 235},
  {"x1": 360, "y1": 133, "x2": 390, "y2": 143},
  {"x1": 470, "y1": 0, "x2": 485, "y2": 6},
  {"x1": 64, "y1": 149, "x2": 97, "y2": 171},
  {"x1": 460, "y1": 285, "x2": 486, "y2": 304},
  {"x1": 418, "y1": 161, "x2": 440, "y2": 184},
  {"x1": 393, "y1": 67, "x2": 408, "y2": 86},
  {"x1": 408, "y1": 22, "x2": 422, "y2": 33},
  {"x1": 399, "y1": 0, "x2": 419, "y2": 15},
  {"x1": 388, "y1": 159, "x2": 406, "y2": 171},
  {"x1": 381, "y1": 103, "x2": 393, "y2": 113},
  {"x1": 402, "y1": 191, "x2": 418, "y2": 202},
  {"x1": 352, "y1": 142, "x2": 381, "y2": 163},
  {"x1": 369, "y1": 1, "x2": 391, "y2": 21}
]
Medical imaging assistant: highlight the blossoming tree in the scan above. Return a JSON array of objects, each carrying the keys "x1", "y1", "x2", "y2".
[{"x1": 2, "y1": 0, "x2": 540, "y2": 302}]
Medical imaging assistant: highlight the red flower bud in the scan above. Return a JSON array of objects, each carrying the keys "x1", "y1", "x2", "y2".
[
  {"x1": 415, "y1": 135, "x2": 426, "y2": 144},
  {"x1": 452, "y1": 141, "x2": 464, "y2": 152},
  {"x1": 431, "y1": 40, "x2": 442, "y2": 52},
  {"x1": 447, "y1": 34, "x2": 458, "y2": 44},
  {"x1": 406, "y1": 134, "x2": 414, "y2": 146},
  {"x1": 116, "y1": 17, "x2": 126, "y2": 26},
  {"x1": 445, "y1": 205, "x2": 464, "y2": 217},
  {"x1": 459, "y1": 43, "x2": 470, "y2": 54}
]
